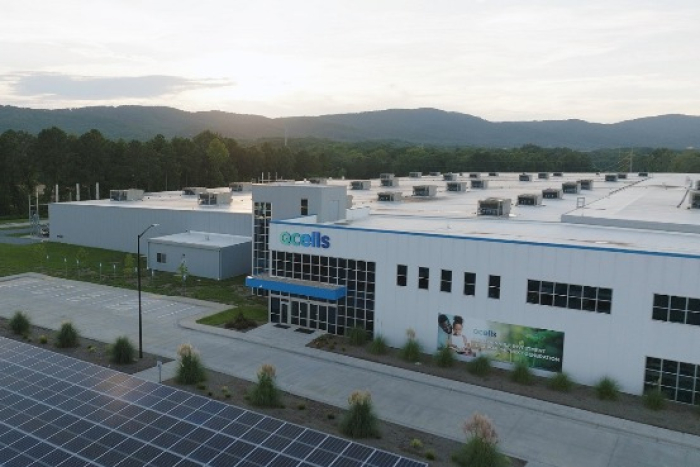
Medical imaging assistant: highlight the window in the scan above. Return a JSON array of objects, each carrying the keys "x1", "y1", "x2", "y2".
[
  {"x1": 652, "y1": 293, "x2": 700, "y2": 326},
  {"x1": 645, "y1": 356, "x2": 700, "y2": 405},
  {"x1": 418, "y1": 267, "x2": 429, "y2": 290},
  {"x1": 396, "y1": 265, "x2": 407, "y2": 287},
  {"x1": 301, "y1": 198, "x2": 308, "y2": 216},
  {"x1": 526, "y1": 279, "x2": 612, "y2": 314},
  {"x1": 440, "y1": 269, "x2": 452, "y2": 293},
  {"x1": 488, "y1": 275, "x2": 500, "y2": 299},
  {"x1": 156, "y1": 253, "x2": 166, "y2": 263},
  {"x1": 463, "y1": 272, "x2": 476, "y2": 296}
]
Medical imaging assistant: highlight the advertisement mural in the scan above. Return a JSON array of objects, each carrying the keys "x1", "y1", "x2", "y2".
[{"x1": 437, "y1": 314, "x2": 564, "y2": 372}]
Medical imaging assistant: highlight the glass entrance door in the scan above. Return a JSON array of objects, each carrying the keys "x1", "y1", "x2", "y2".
[{"x1": 287, "y1": 298, "x2": 336, "y2": 331}]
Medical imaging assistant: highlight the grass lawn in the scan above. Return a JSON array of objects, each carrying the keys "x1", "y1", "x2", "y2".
[
  {"x1": 0, "y1": 218, "x2": 26, "y2": 225},
  {"x1": 0, "y1": 242, "x2": 267, "y2": 322}
]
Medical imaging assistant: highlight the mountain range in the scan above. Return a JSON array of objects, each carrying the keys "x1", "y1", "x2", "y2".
[{"x1": 0, "y1": 105, "x2": 698, "y2": 150}]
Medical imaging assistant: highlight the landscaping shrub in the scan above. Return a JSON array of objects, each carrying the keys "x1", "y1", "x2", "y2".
[
  {"x1": 547, "y1": 372, "x2": 574, "y2": 392},
  {"x1": 248, "y1": 364, "x2": 281, "y2": 408},
  {"x1": 400, "y1": 328, "x2": 422, "y2": 362},
  {"x1": 643, "y1": 388, "x2": 667, "y2": 411},
  {"x1": 510, "y1": 359, "x2": 533, "y2": 385},
  {"x1": 595, "y1": 376, "x2": 620, "y2": 401},
  {"x1": 55, "y1": 322, "x2": 80, "y2": 348},
  {"x1": 467, "y1": 355, "x2": 491, "y2": 376},
  {"x1": 452, "y1": 413, "x2": 510, "y2": 467},
  {"x1": 224, "y1": 310, "x2": 258, "y2": 331},
  {"x1": 434, "y1": 346, "x2": 455, "y2": 368},
  {"x1": 175, "y1": 343, "x2": 206, "y2": 385},
  {"x1": 340, "y1": 390, "x2": 380, "y2": 438},
  {"x1": 9, "y1": 311, "x2": 31, "y2": 336},
  {"x1": 346, "y1": 326, "x2": 368, "y2": 346},
  {"x1": 109, "y1": 336, "x2": 136, "y2": 364},
  {"x1": 368, "y1": 335, "x2": 388, "y2": 355}
]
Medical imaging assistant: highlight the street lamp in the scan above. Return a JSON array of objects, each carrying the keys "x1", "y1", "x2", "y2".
[{"x1": 137, "y1": 223, "x2": 159, "y2": 358}]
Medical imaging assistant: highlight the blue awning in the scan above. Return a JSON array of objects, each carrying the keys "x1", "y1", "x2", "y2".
[{"x1": 245, "y1": 275, "x2": 347, "y2": 300}]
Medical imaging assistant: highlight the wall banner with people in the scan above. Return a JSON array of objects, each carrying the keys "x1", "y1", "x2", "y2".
[{"x1": 437, "y1": 314, "x2": 565, "y2": 372}]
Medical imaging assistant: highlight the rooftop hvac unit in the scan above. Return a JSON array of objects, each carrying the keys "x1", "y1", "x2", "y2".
[
  {"x1": 562, "y1": 182, "x2": 581, "y2": 194},
  {"x1": 443, "y1": 173, "x2": 458, "y2": 181},
  {"x1": 617, "y1": 173, "x2": 628, "y2": 179},
  {"x1": 478, "y1": 198, "x2": 511, "y2": 216},
  {"x1": 409, "y1": 172, "x2": 423, "y2": 178},
  {"x1": 309, "y1": 177, "x2": 328, "y2": 185},
  {"x1": 429, "y1": 171, "x2": 441, "y2": 176},
  {"x1": 552, "y1": 172, "x2": 563, "y2": 177},
  {"x1": 446, "y1": 181, "x2": 468, "y2": 192},
  {"x1": 379, "y1": 173, "x2": 395, "y2": 180},
  {"x1": 519, "y1": 173, "x2": 532, "y2": 182},
  {"x1": 109, "y1": 189, "x2": 144, "y2": 201},
  {"x1": 471, "y1": 179, "x2": 489, "y2": 189},
  {"x1": 517, "y1": 193, "x2": 543, "y2": 206},
  {"x1": 351, "y1": 180, "x2": 371, "y2": 190},
  {"x1": 413, "y1": 185, "x2": 437, "y2": 197},
  {"x1": 183, "y1": 187, "x2": 207, "y2": 196},
  {"x1": 542, "y1": 188, "x2": 563, "y2": 199},
  {"x1": 605, "y1": 174, "x2": 618, "y2": 182},
  {"x1": 378, "y1": 191, "x2": 402, "y2": 202},
  {"x1": 690, "y1": 191, "x2": 700, "y2": 209},
  {"x1": 488, "y1": 172, "x2": 499, "y2": 177},
  {"x1": 696, "y1": 180, "x2": 700, "y2": 190},
  {"x1": 469, "y1": 173, "x2": 482, "y2": 179},
  {"x1": 381, "y1": 178, "x2": 400, "y2": 187},
  {"x1": 579, "y1": 179, "x2": 594, "y2": 190},
  {"x1": 198, "y1": 191, "x2": 232, "y2": 206},
  {"x1": 229, "y1": 182, "x2": 251, "y2": 192},
  {"x1": 638, "y1": 172, "x2": 649, "y2": 177},
  {"x1": 538, "y1": 172, "x2": 550, "y2": 180}
]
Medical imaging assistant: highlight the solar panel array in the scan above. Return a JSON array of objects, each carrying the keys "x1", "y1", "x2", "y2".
[{"x1": 0, "y1": 337, "x2": 426, "y2": 467}]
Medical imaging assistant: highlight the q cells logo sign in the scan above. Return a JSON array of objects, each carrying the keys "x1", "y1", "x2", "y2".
[{"x1": 280, "y1": 231, "x2": 330, "y2": 249}]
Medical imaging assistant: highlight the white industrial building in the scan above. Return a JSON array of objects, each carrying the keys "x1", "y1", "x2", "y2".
[{"x1": 48, "y1": 173, "x2": 700, "y2": 402}]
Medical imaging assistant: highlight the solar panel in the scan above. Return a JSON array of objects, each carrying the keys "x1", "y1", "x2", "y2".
[{"x1": 0, "y1": 337, "x2": 427, "y2": 467}]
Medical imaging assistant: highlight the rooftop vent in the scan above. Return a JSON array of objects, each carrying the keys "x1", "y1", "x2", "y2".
[
  {"x1": 109, "y1": 189, "x2": 144, "y2": 201},
  {"x1": 471, "y1": 179, "x2": 489, "y2": 189},
  {"x1": 229, "y1": 182, "x2": 251, "y2": 192},
  {"x1": 198, "y1": 191, "x2": 232, "y2": 206},
  {"x1": 562, "y1": 181, "x2": 581, "y2": 194},
  {"x1": 488, "y1": 172, "x2": 499, "y2": 177},
  {"x1": 413, "y1": 185, "x2": 437, "y2": 197},
  {"x1": 351, "y1": 180, "x2": 371, "y2": 190},
  {"x1": 469, "y1": 173, "x2": 482, "y2": 179},
  {"x1": 538, "y1": 172, "x2": 550, "y2": 180},
  {"x1": 519, "y1": 173, "x2": 532, "y2": 182},
  {"x1": 605, "y1": 174, "x2": 618, "y2": 182},
  {"x1": 478, "y1": 198, "x2": 511, "y2": 217},
  {"x1": 309, "y1": 177, "x2": 328, "y2": 185},
  {"x1": 542, "y1": 188, "x2": 563, "y2": 199},
  {"x1": 638, "y1": 172, "x2": 649, "y2": 177},
  {"x1": 617, "y1": 173, "x2": 628, "y2": 180},
  {"x1": 446, "y1": 181, "x2": 468, "y2": 192},
  {"x1": 552, "y1": 172, "x2": 563, "y2": 177},
  {"x1": 443, "y1": 173, "x2": 458, "y2": 181},
  {"x1": 183, "y1": 187, "x2": 207, "y2": 196},
  {"x1": 378, "y1": 191, "x2": 402, "y2": 202},
  {"x1": 579, "y1": 179, "x2": 594, "y2": 190},
  {"x1": 517, "y1": 193, "x2": 543, "y2": 206},
  {"x1": 409, "y1": 172, "x2": 422, "y2": 178}
]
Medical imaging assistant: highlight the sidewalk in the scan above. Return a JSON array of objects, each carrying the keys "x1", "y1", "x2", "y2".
[{"x1": 1, "y1": 274, "x2": 698, "y2": 467}]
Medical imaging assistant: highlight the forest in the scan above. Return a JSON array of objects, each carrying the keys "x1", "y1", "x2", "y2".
[{"x1": 1, "y1": 126, "x2": 699, "y2": 217}]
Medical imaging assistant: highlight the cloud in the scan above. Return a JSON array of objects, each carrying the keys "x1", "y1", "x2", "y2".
[{"x1": 4, "y1": 73, "x2": 233, "y2": 100}]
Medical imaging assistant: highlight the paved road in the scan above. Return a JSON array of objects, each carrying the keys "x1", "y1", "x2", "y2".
[{"x1": 1, "y1": 273, "x2": 698, "y2": 467}]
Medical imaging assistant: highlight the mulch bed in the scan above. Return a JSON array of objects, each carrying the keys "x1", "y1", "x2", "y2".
[{"x1": 309, "y1": 334, "x2": 700, "y2": 437}]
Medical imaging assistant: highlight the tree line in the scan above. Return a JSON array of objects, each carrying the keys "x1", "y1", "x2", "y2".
[{"x1": 1, "y1": 126, "x2": 698, "y2": 217}]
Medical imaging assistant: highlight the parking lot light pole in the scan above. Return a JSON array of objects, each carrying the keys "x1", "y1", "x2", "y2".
[{"x1": 137, "y1": 223, "x2": 159, "y2": 359}]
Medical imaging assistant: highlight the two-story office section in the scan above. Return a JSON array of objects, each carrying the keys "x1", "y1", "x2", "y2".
[{"x1": 247, "y1": 174, "x2": 700, "y2": 402}]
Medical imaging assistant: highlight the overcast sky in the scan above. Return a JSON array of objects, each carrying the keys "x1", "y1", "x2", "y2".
[{"x1": 1, "y1": 0, "x2": 698, "y2": 123}]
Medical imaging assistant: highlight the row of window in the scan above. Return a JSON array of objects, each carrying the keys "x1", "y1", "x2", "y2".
[
  {"x1": 645, "y1": 356, "x2": 700, "y2": 405},
  {"x1": 527, "y1": 280, "x2": 612, "y2": 314},
  {"x1": 396, "y1": 266, "x2": 497, "y2": 298},
  {"x1": 652, "y1": 294, "x2": 700, "y2": 326}
]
